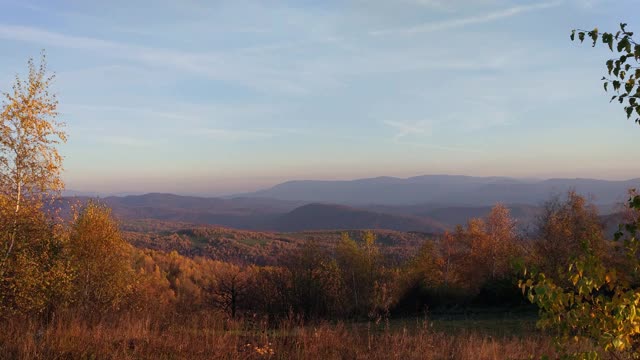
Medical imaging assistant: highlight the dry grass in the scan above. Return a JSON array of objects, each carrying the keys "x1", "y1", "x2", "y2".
[{"x1": 0, "y1": 313, "x2": 560, "y2": 360}]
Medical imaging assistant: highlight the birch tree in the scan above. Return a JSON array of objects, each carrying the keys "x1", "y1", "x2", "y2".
[{"x1": 0, "y1": 54, "x2": 66, "y2": 262}]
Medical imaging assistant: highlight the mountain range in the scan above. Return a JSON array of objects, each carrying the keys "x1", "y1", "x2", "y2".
[
  {"x1": 239, "y1": 175, "x2": 639, "y2": 206},
  {"x1": 60, "y1": 175, "x2": 639, "y2": 233},
  {"x1": 58, "y1": 175, "x2": 640, "y2": 233}
]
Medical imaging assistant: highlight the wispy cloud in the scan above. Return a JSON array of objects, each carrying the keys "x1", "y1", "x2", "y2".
[
  {"x1": 383, "y1": 120, "x2": 433, "y2": 141},
  {"x1": 370, "y1": 1, "x2": 562, "y2": 35},
  {"x1": 382, "y1": 119, "x2": 480, "y2": 153},
  {"x1": 387, "y1": 139, "x2": 481, "y2": 153},
  {"x1": 189, "y1": 128, "x2": 273, "y2": 141},
  {"x1": 0, "y1": 24, "x2": 318, "y2": 94},
  {"x1": 64, "y1": 104, "x2": 191, "y2": 121},
  {"x1": 100, "y1": 136, "x2": 153, "y2": 147}
]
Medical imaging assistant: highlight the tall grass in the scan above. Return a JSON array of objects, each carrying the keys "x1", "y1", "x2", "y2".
[{"x1": 0, "y1": 312, "x2": 560, "y2": 359}]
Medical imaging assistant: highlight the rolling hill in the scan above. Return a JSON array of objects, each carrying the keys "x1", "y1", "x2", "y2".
[{"x1": 269, "y1": 203, "x2": 446, "y2": 232}]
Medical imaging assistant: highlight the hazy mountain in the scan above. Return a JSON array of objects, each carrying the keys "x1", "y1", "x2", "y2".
[
  {"x1": 57, "y1": 175, "x2": 638, "y2": 233},
  {"x1": 270, "y1": 203, "x2": 446, "y2": 232},
  {"x1": 240, "y1": 175, "x2": 640, "y2": 206},
  {"x1": 57, "y1": 194, "x2": 447, "y2": 232},
  {"x1": 57, "y1": 193, "x2": 304, "y2": 230}
]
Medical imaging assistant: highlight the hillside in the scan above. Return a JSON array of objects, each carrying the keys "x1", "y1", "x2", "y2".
[
  {"x1": 57, "y1": 194, "x2": 303, "y2": 230},
  {"x1": 122, "y1": 219, "x2": 435, "y2": 265},
  {"x1": 270, "y1": 203, "x2": 446, "y2": 232},
  {"x1": 58, "y1": 194, "x2": 448, "y2": 233}
]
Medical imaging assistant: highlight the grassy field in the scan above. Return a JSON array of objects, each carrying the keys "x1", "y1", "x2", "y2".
[
  {"x1": 0, "y1": 311, "x2": 566, "y2": 360},
  {"x1": 362, "y1": 313, "x2": 539, "y2": 338}
]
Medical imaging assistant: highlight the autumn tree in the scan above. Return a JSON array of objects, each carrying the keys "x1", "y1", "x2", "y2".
[
  {"x1": 129, "y1": 249, "x2": 177, "y2": 315},
  {"x1": 283, "y1": 241, "x2": 344, "y2": 319},
  {"x1": 247, "y1": 265, "x2": 291, "y2": 320},
  {"x1": 66, "y1": 202, "x2": 134, "y2": 316},
  {"x1": 439, "y1": 231, "x2": 462, "y2": 288},
  {"x1": 0, "y1": 54, "x2": 66, "y2": 261},
  {"x1": 395, "y1": 239, "x2": 444, "y2": 313},
  {"x1": 211, "y1": 263, "x2": 251, "y2": 319},
  {"x1": 445, "y1": 205, "x2": 521, "y2": 295},
  {"x1": 0, "y1": 54, "x2": 68, "y2": 316},
  {"x1": 533, "y1": 191, "x2": 606, "y2": 281},
  {"x1": 406, "y1": 240, "x2": 442, "y2": 291},
  {"x1": 336, "y1": 231, "x2": 386, "y2": 316}
]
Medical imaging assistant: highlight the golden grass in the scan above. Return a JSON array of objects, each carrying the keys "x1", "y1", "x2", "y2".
[{"x1": 0, "y1": 313, "x2": 560, "y2": 360}]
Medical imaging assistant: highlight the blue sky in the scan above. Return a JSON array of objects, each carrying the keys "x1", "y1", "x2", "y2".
[{"x1": 0, "y1": 0, "x2": 637, "y2": 195}]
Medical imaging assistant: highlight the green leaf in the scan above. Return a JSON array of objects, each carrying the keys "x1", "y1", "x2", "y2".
[
  {"x1": 605, "y1": 33, "x2": 614, "y2": 51},
  {"x1": 579, "y1": 32, "x2": 585, "y2": 43},
  {"x1": 613, "y1": 80, "x2": 621, "y2": 91},
  {"x1": 607, "y1": 60, "x2": 614, "y2": 74},
  {"x1": 570, "y1": 30, "x2": 575, "y2": 41},
  {"x1": 618, "y1": 37, "x2": 632, "y2": 53},
  {"x1": 618, "y1": 94, "x2": 627, "y2": 103}
]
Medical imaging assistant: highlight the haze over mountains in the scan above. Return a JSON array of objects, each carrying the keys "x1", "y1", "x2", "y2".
[
  {"x1": 63, "y1": 175, "x2": 639, "y2": 233},
  {"x1": 240, "y1": 175, "x2": 640, "y2": 206}
]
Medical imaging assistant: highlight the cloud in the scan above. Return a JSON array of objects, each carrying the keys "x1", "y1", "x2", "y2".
[
  {"x1": 401, "y1": 0, "x2": 499, "y2": 10},
  {"x1": 189, "y1": 128, "x2": 273, "y2": 141},
  {"x1": 383, "y1": 119, "x2": 433, "y2": 140},
  {"x1": 100, "y1": 136, "x2": 153, "y2": 147},
  {"x1": 64, "y1": 104, "x2": 191, "y2": 121},
  {"x1": 388, "y1": 139, "x2": 481, "y2": 153},
  {"x1": 0, "y1": 24, "x2": 322, "y2": 94},
  {"x1": 370, "y1": 1, "x2": 562, "y2": 35},
  {"x1": 381, "y1": 119, "x2": 479, "y2": 152},
  {"x1": 62, "y1": 102, "x2": 285, "y2": 128}
]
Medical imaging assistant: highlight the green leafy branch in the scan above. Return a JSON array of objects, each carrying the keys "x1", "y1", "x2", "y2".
[
  {"x1": 521, "y1": 194, "x2": 640, "y2": 359},
  {"x1": 571, "y1": 23, "x2": 640, "y2": 124}
]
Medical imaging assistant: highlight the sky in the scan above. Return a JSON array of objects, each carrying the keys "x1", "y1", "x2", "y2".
[{"x1": 0, "y1": 0, "x2": 638, "y2": 195}]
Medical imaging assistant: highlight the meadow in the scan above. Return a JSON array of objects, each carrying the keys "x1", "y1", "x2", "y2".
[{"x1": 1, "y1": 312, "x2": 563, "y2": 360}]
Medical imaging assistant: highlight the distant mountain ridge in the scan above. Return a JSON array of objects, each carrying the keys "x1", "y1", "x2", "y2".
[
  {"x1": 239, "y1": 175, "x2": 640, "y2": 206},
  {"x1": 57, "y1": 175, "x2": 637, "y2": 233}
]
